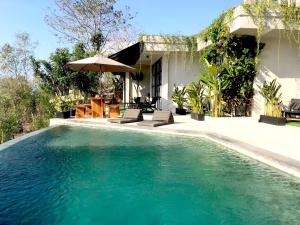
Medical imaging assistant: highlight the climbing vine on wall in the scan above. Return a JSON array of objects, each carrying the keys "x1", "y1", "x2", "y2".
[
  {"x1": 138, "y1": 34, "x2": 198, "y2": 67},
  {"x1": 198, "y1": 7, "x2": 262, "y2": 116},
  {"x1": 242, "y1": 0, "x2": 300, "y2": 56}
]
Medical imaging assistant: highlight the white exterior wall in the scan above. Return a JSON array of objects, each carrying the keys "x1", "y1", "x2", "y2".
[
  {"x1": 131, "y1": 65, "x2": 151, "y2": 98},
  {"x1": 165, "y1": 53, "x2": 200, "y2": 112},
  {"x1": 252, "y1": 36, "x2": 300, "y2": 117}
]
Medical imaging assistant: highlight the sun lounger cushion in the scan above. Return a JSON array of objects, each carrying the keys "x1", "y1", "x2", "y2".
[
  {"x1": 152, "y1": 111, "x2": 174, "y2": 123},
  {"x1": 123, "y1": 109, "x2": 143, "y2": 120},
  {"x1": 138, "y1": 111, "x2": 174, "y2": 127},
  {"x1": 108, "y1": 109, "x2": 143, "y2": 124}
]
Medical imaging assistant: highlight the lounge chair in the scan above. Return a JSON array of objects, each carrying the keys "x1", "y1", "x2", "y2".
[
  {"x1": 137, "y1": 111, "x2": 174, "y2": 127},
  {"x1": 108, "y1": 109, "x2": 143, "y2": 124},
  {"x1": 282, "y1": 99, "x2": 300, "y2": 118},
  {"x1": 141, "y1": 97, "x2": 158, "y2": 113}
]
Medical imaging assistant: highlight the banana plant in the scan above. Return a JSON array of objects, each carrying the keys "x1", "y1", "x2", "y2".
[
  {"x1": 187, "y1": 81, "x2": 205, "y2": 114},
  {"x1": 258, "y1": 79, "x2": 282, "y2": 117},
  {"x1": 171, "y1": 85, "x2": 187, "y2": 109},
  {"x1": 199, "y1": 59, "x2": 228, "y2": 117}
]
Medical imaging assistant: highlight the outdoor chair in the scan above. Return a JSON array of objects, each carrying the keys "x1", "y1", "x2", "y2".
[
  {"x1": 137, "y1": 111, "x2": 174, "y2": 127},
  {"x1": 141, "y1": 97, "x2": 158, "y2": 113},
  {"x1": 282, "y1": 99, "x2": 300, "y2": 118},
  {"x1": 75, "y1": 104, "x2": 92, "y2": 118},
  {"x1": 108, "y1": 109, "x2": 143, "y2": 124},
  {"x1": 128, "y1": 97, "x2": 142, "y2": 109}
]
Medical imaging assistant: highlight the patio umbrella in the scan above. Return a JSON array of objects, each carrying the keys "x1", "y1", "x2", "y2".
[
  {"x1": 67, "y1": 54, "x2": 135, "y2": 95},
  {"x1": 67, "y1": 54, "x2": 136, "y2": 73}
]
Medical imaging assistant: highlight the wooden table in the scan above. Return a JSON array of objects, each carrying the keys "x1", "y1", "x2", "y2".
[{"x1": 89, "y1": 97, "x2": 105, "y2": 118}]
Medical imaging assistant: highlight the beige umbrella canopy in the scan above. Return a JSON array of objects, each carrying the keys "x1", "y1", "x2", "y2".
[{"x1": 67, "y1": 54, "x2": 136, "y2": 73}]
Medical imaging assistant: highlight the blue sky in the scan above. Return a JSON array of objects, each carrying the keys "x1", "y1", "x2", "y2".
[{"x1": 0, "y1": 0, "x2": 241, "y2": 60}]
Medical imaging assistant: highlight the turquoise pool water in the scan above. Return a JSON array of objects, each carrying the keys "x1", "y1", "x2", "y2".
[{"x1": 0, "y1": 126, "x2": 300, "y2": 225}]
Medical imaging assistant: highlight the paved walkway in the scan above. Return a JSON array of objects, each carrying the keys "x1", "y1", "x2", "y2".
[{"x1": 50, "y1": 115, "x2": 300, "y2": 178}]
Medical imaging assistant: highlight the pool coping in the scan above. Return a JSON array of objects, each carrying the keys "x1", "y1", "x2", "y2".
[{"x1": 1, "y1": 120, "x2": 300, "y2": 179}]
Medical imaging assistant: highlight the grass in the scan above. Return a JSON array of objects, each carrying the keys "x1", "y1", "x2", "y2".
[{"x1": 287, "y1": 122, "x2": 300, "y2": 127}]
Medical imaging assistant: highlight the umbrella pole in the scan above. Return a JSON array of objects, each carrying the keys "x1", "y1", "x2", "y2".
[{"x1": 99, "y1": 65, "x2": 102, "y2": 97}]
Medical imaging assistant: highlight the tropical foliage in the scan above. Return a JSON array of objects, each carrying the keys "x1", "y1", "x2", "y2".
[
  {"x1": 199, "y1": 60, "x2": 228, "y2": 117},
  {"x1": 186, "y1": 81, "x2": 205, "y2": 114},
  {"x1": 31, "y1": 45, "x2": 98, "y2": 98},
  {"x1": 171, "y1": 85, "x2": 187, "y2": 109},
  {"x1": 258, "y1": 79, "x2": 282, "y2": 118},
  {"x1": 198, "y1": 8, "x2": 263, "y2": 116}
]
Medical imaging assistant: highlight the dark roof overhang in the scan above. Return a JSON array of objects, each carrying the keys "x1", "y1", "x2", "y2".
[{"x1": 109, "y1": 42, "x2": 144, "y2": 66}]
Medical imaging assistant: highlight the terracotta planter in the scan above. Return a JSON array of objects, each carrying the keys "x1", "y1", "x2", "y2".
[
  {"x1": 191, "y1": 112, "x2": 205, "y2": 121},
  {"x1": 175, "y1": 108, "x2": 187, "y2": 115},
  {"x1": 259, "y1": 115, "x2": 286, "y2": 126},
  {"x1": 56, "y1": 111, "x2": 71, "y2": 119}
]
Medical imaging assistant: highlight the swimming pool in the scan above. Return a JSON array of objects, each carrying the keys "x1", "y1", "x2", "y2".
[{"x1": 0, "y1": 126, "x2": 300, "y2": 225}]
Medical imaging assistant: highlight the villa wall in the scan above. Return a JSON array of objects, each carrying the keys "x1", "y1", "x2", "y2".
[
  {"x1": 163, "y1": 53, "x2": 200, "y2": 112},
  {"x1": 131, "y1": 65, "x2": 151, "y2": 99},
  {"x1": 252, "y1": 36, "x2": 300, "y2": 117}
]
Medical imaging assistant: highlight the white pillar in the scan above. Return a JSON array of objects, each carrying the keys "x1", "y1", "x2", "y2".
[
  {"x1": 149, "y1": 64, "x2": 152, "y2": 98},
  {"x1": 125, "y1": 72, "x2": 131, "y2": 103}
]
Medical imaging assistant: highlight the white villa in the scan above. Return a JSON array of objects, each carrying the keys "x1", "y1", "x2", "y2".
[{"x1": 110, "y1": 0, "x2": 300, "y2": 118}]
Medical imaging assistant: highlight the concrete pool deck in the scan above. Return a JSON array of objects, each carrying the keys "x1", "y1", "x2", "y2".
[{"x1": 49, "y1": 115, "x2": 300, "y2": 178}]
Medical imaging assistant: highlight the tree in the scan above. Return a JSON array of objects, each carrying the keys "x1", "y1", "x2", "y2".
[
  {"x1": 31, "y1": 45, "x2": 98, "y2": 98},
  {"x1": 0, "y1": 33, "x2": 54, "y2": 143},
  {"x1": 0, "y1": 32, "x2": 37, "y2": 79},
  {"x1": 45, "y1": 0, "x2": 136, "y2": 54},
  {"x1": 0, "y1": 76, "x2": 54, "y2": 143},
  {"x1": 31, "y1": 48, "x2": 74, "y2": 96}
]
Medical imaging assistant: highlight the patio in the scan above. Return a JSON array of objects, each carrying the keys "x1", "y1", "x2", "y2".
[{"x1": 50, "y1": 115, "x2": 300, "y2": 178}]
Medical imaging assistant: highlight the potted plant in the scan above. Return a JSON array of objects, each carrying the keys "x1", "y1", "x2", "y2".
[
  {"x1": 258, "y1": 79, "x2": 286, "y2": 126},
  {"x1": 187, "y1": 81, "x2": 205, "y2": 121},
  {"x1": 50, "y1": 94, "x2": 78, "y2": 119},
  {"x1": 171, "y1": 85, "x2": 187, "y2": 115}
]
